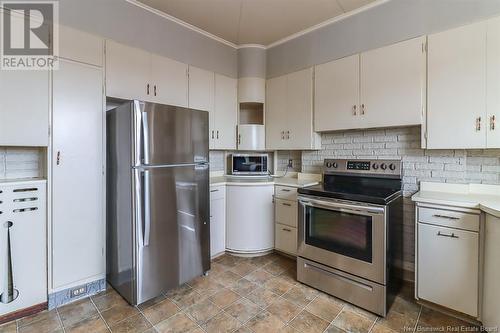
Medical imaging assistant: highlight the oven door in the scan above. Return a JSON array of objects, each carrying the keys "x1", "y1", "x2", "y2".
[{"x1": 298, "y1": 195, "x2": 386, "y2": 284}]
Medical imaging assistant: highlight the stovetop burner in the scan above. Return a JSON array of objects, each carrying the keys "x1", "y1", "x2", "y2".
[{"x1": 298, "y1": 159, "x2": 403, "y2": 205}]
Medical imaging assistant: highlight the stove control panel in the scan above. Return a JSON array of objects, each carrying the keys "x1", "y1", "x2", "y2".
[{"x1": 324, "y1": 159, "x2": 401, "y2": 177}]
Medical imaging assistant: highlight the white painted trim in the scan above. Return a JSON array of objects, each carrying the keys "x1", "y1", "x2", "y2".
[
  {"x1": 126, "y1": 0, "x2": 388, "y2": 50},
  {"x1": 267, "y1": 0, "x2": 389, "y2": 48},
  {"x1": 125, "y1": 0, "x2": 239, "y2": 49}
]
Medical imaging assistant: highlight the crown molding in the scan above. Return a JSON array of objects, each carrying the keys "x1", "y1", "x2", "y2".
[{"x1": 126, "y1": 0, "x2": 388, "y2": 50}]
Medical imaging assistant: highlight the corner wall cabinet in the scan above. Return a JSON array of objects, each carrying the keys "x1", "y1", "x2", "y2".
[
  {"x1": 314, "y1": 36, "x2": 425, "y2": 132},
  {"x1": 266, "y1": 68, "x2": 321, "y2": 150},
  {"x1": 426, "y1": 17, "x2": 500, "y2": 149}
]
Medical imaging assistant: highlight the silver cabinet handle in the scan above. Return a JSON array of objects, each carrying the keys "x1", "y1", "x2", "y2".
[
  {"x1": 282, "y1": 203, "x2": 292, "y2": 207},
  {"x1": 281, "y1": 131, "x2": 284, "y2": 140},
  {"x1": 491, "y1": 115, "x2": 496, "y2": 131},
  {"x1": 216, "y1": 130, "x2": 219, "y2": 139},
  {"x1": 281, "y1": 189, "x2": 291, "y2": 192},
  {"x1": 437, "y1": 231, "x2": 459, "y2": 239},
  {"x1": 361, "y1": 104, "x2": 365, "y2": 115},
  {"x1": 282, "y1": 228, "x2": 292, "y2": 232},
  {"x1": 154, "y1": 85, "x2": 157, "y2": 96},
  {"x1": 433, "y1": 214, "x2": 460, "y2": 220},
  {"x1": 476, "y1": 116, "x2": 482, "y2": 131},
  {"x1": 210, "y1": 189, "x2": 219, "y2": 193},
  {"x1": 286, "y1": 131, "x2": 290, "y2": 140},
  {"x1": 147, "y1": 84, "x2": 150, "y2": 95},
  {"x1": 238, "y1": 134, "x2": 241, "y2": 145},
  {"x1": 211, "y1": 130, "x2": 214, "y2": 139},
  {"x1": 56, "y1": 151, "x2": 61, "y2": 165},
  {"x1": 352, "y1": 105, "x2": 357, "y2": 115}
]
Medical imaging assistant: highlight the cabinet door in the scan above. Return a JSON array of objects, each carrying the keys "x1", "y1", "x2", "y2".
[
  {"x1": 266, "y1": 75, "x2": 287, "y2": 149},
  {"x1": 59, "y1": 25, "x2": 103, "y2": 66},
  {"x1": 214, "y1": 74, "x2": 237, "y2": 150},
  {"x1": 427, "y1": 22, "x2": 487, "y2": 149},
  {"x1": 105, "y1": 40, "x2": 151, "y2": 101},
  {"x1": 52, "y1": 60, "x2": 104, "y2": 289},
  {"x1": 418, "y1": 223, "x2": 478, "y2": 317},
  {"x1": 188, "y1": 66, "x2": 214, "y2": 112},
  {"x1": 487, "y1": 17, "x2": 500, "y2": 148},
  {"x1": 286, "y1": 68, "x2": 315, "y2": 149},
  {"x1": 361, "y1": 37, "x2": 424, "y2": 128},
  {"x1": 0, "y1": 69, "x2": 49, "y2": 146},
  {"x1": 151, "y1": 54, "x2": 188, "y2": 107},
  {"x1": 275, "y1": 224, "x2": 297, "y2": 255},
  {"x1": 314, "y1": 54, "x2": 359, "y2": 132},
  {"x1": 210, "y1": 197, "x2": 226, "y2": 257}
]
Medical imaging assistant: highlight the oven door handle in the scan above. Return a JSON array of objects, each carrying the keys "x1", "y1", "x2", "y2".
[{"x1": 298, "y1": 197, "x2": 385, "y2": 215}]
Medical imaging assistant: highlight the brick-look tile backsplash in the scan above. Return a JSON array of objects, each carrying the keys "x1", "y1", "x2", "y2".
[
  {"x1": 300, "y1": 125, "x2": 500, "y2": 274},
  {"x1": 0, "y1": 147, "x2": 43, "y2": 180},
  {"x1": 209, "y1": 151, "x2": 225, "y2": 172},
  {"x1": 276, "y1": 151, "x2": 302, "y2": 173}
]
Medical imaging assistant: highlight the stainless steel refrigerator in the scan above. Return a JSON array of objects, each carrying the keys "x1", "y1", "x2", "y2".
[{"x1": 106, "y1": 100, "x2": 210, "y2": 305}]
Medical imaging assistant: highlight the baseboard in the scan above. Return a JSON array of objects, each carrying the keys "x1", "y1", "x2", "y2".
[
  {"x1": 0, "y1": 302, "x2": 47, "y2": 325},
  {"x1": 48, "y1": 278, "x2": 106, "y2": 309}
]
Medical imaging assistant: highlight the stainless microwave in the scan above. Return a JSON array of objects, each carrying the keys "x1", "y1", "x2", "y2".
[{"x1": 231, "y1": 154, "x2": 268, "y2": 176}]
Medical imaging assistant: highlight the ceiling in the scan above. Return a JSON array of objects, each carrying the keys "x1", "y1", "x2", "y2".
[{"x1": 136, "y1": 0, "x2": 377, "y2": 46}]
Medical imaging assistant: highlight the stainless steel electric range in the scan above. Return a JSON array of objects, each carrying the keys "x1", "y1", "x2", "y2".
[{"x1": 297, "y1": 159, "x2": 403, "y2": 317}]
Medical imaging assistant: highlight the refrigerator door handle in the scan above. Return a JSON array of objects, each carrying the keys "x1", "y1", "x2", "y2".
[
  {"x1": 143, "y1": 170, "x2": 151, "y2": 247},
  {"x1": 133, "y1": 101, "x2": 144, "y2": 166}
]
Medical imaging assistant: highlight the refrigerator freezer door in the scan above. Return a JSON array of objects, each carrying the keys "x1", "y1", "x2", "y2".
[
  {"x1": 133, "y1": 101, "x2": 209, "y2": 166},
  {"x1": 134, "y1": 163, "x2": 210, "y2": 304}
]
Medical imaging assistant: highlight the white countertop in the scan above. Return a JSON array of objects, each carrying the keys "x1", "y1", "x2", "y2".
[
  {"x1": 412, "y1": 182, "x2": 500, "y2": 218},
  {"x1": 210, "y1": 173, "x2": 320, "y2": 188}
]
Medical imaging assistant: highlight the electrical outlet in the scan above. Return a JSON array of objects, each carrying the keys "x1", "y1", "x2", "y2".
[
  {"x1": 288, "y1": 159, "x2": 293, "y2": 168},
  {"x1": 70, "y1": 285, "x2": 87, "y2": 298}
]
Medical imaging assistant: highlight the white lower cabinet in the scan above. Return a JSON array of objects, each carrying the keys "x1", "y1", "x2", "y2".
[
  {"x1": 210, "y1": 185, "x2": 226, "y2": 258},
  {"x1": 52, "y1": 59, "x2": 105, "y2": 290},
  {"x1": 417, "y1": 206, "x2": 480, "y2": 318},
  {"x1": 483, "y1": 214, "x2": 500, "y2": 327},
  {"x1": 275, "y1": 224, "x2": 297, "y2": 255},
  {"x1": 274, "y1": 186, "x2": 298, "y2": 255},
  {"x1": 226, "y1": 185, "x2": 274, "y2": 254}
]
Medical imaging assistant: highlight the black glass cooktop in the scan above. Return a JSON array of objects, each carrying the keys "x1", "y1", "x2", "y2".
[{"x1": 298, "y1": 174, "x2": 402, "y2": 205}]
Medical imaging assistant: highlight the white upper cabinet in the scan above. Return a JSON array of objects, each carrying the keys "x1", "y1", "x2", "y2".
[
  {"x1": 151, "y1": 55, "x2": 188, "y2": 107},
  {"x1": 188, "y1": 66, "x2": 215, "y2": 112},
  {"x1": 59, "y1": 25, "x2": 104, "y2": 67},
  {"x1": 361, "y1": 36, "x2": 425, "y2": 128},
  {"x1": 487, "y1": 17, "x2": 500, "y2": 148},
  {"x1": 314, "y1": 37, "x2": 424, "y2": 132},
  {"x1": 315, "y1": 54, "x2": 359, "y2": 131},
  {"x1": 427, "y1": 21, "x2": 487, "y2": 149},
  {"x1": 106, "y1": 40, "x2": 151, "y2": 101},
  {"x1": 214, "y1": 74, "x2": 237, "y2": 150},
  {"x1": 0, "y1": 69, "x2": 49, "y2": 146},
  {"x1": 266, "y1": 68, "x2": 320, "y2": 150}
]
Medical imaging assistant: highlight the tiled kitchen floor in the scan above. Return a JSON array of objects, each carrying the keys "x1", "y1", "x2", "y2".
[{"x1": 1, "y1": 253, "x2": 476, "y2": 333}]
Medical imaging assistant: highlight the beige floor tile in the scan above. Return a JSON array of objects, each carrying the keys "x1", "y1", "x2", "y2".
[
  {"x1": 18, "y1": 311, "x2": 62, "y2": 333},
  {"x1": 417, "y1": 307, "x2": 476, "y2": 330},
  {"x1": 64, "y1": 314, "x2": 108, "y2": 333},
  {"x1": 278, "y1": 268, "x2": 298, "y2": 285},
  {"x1": 154, "y1": 313, "x2": 198, "y2": 333},
  {"x1": 230, "y1": 278, "x2": 259, "y2": 296},
  {"x1": 376, "y1": 310, "x2": 417, "y2": 332},
  {"x1": 0, "y1": 321, "x2": 17, "y2": 333},
  {"x1": 137, "y1": 295, "x2": 168, "y2": 311},
  {"x1": 324, "y1": 324, "x2": 347, "y2": 333},
  {"x1": 17, "y1": 310, "x2": 58, "y2": 328},
  {"x1": 92, "y1": 290, "x2": 129, "y2": 312},
  {"x1": 183, "y1": 298, "x2": 221, "y2": 324},
  {"x1": 343, "y1": 303, "x2": 378, "y2": 322},
  {"x1": 58, "y1": 298, "x2": 98, "y2": 327},
  {"x1": 370, "y1": 323, "x2": 399, "y2": 333},
  {"x1": 288, "y1": 310, "x2": 329, "y2": 333},
  {"x1": 245, "y1": 269, "x2": 274, "y2": 285},
  {"x1": 231, "y1": 262, "x2": 258, "y2": 277},
  {"x1": 245, "y1": 287, "x2": 280, "y2": 308},
  {"x1": 388, "y1": 296, "x2": 420, "y2": 319},
  {"x1": 100, "y1": 303, "x2": 139, "y2": 327},
  {"x1": 234, "y1": 326, "x2": 253, "y2": 333},
  {"x1": 262, "y1": 261, "x2": 289, "y2": 276},
  {"x1": 209, "y1": 262, "x2": 228, "y2": 275},
  {"x1": 224, "y1": 298, "x2": 262, "y2": 323},
  {"x1": 212, "y1": 270, "x2": 241, "y2": 287},
  {"x1": 282, "y1": 284, "x2": 318, "y2": 307},
  {"x1": 109, "y1": 314, "x2": 152, "y2": 333},
  {"x1": 263, "y1": 276, "x2": 294, "y2": 296},
  {"x1": 217, "y1": 255, "x2": 241, "y2": 269},
  {"x1": 332, "y1": 309, "x2": 375, "y2": 333},
  {"x1": 248, "y1": 254, "x2": 278, "y2": 267},
  {"x1": 279, "y1": 325, "x2": 301, "y2": 333},
  {"x1": 266, "y1": 298, "x2": 301, "y2": 323},
  {"x1": 245, "y1": 311, "x2": 285, "y2": 333},
  {"x1": 202, "y1": 312, "x2": 241, "y2": 333},
  {"x1": 142, "y1": 299, "x2": 179, "y2": 325},
  {"x1": 165, "y1": 285, "x2": 201, "y2": 310},
  {"x1": 305, "y1": 296, "x2": 343, "y2": 322},
  {"x1": 209, "y1": 288, "x2": 241, "y2": 308},
  {"x1": 187, "y1": 275, "x2": 224, "y2": 298}
]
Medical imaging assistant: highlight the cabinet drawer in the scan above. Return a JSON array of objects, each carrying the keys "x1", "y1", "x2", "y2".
[
  {"x1": 275, "y1": 199, "x2": 297, "y2": 228},
  {"x1": 275, "y1": 223, "x2": 297, "y2": 255},
  {"x1": 417, "y1": 223, "x2": 479, "y2": 317},
  {"x1": 275, "y1": 185, "x2": 297, "y2": 200},
  {"x1": 210, "y1": 186, "x2": 225, "y2": 200},
  {"x1": 418, "y1": 206, "x2": 480, "y2": 232}
]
